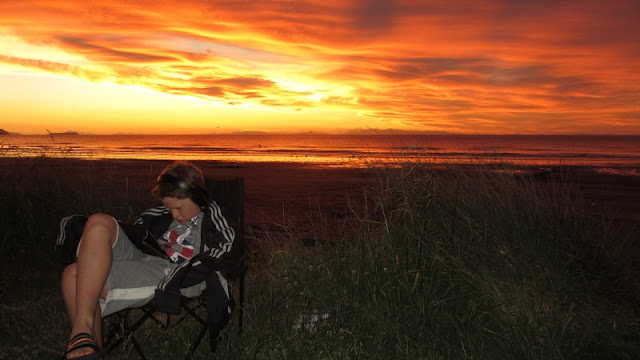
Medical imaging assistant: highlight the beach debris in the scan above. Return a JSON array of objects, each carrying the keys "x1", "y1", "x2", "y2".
[{"x1": 292, "y1": 309, "x2": 331, "y2": 333}]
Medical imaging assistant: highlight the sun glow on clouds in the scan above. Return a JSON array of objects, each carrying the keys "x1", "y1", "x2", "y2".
[
  {"x1": 1, "y1": 0, "x2": 640, "y2": 135},
  {"x1": 1, "y1": 35, "x2": 88, "y2": 66}
]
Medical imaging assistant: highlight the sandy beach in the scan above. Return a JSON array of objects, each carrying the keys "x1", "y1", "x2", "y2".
[
  {"x1": 3, "y1": 157, "x2": 374, "y2": 228},
  {"x1": 4, "y1": 157, "x2": 639, "y2": 225}
]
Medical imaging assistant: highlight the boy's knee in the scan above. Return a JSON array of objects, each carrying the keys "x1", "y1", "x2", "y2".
[
  {"x1": 85, "y1": 213, "x2": 116, "y2": 233},
  {"x1": 62, "y1": 263, "x2": 77, "y2": 281}
]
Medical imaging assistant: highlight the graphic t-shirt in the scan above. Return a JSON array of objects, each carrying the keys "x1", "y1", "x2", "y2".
[{"x1": 157, "y1": 212, "x2": 203, "y2": 264}]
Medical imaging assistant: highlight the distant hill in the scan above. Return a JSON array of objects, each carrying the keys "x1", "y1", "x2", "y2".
[
  {"x1": 231, "y1": 130, "x2": 271, "y2": 135},
  {"x1": 344, "y1": 128, "x2": 459, "y2": 135},
  {"x1": 0, "y1": 129, "x2": 9, "y2": 135},
  {"x1": 46, "y1": 129, "x2": 80, "y2": 136},
  {"x1": 227, "y1": 130, "x2": 333, "y2": 136}
]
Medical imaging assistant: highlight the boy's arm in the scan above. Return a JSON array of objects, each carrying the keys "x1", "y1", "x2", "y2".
[
  {"x1": 192, "y1": 200, "x2": 239, "y2": 272},
  {"x1": 129, "y1": 206, "x2": 173, "y2": 258},
  {"x1": 55, "y1": 214, "x2": 88, "y2": 265}
]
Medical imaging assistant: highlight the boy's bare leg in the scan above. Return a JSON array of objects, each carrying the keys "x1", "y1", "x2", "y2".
[{"x1": 61, "y1": 213, "x2": 116, "y2": 358}]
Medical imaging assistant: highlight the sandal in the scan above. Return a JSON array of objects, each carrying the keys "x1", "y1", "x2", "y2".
[{"x1": 61, "y1": 332, "x2": 103, "y2": 360}]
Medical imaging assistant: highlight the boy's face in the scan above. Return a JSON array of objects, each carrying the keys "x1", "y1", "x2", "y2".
[{"x1": 161, "y1": 196, "x2": 201, "y2": 223}]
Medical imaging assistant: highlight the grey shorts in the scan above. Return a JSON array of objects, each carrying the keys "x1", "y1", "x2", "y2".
[{"x1": 84, "y1": 218, "x2": 207, "y2": 317}]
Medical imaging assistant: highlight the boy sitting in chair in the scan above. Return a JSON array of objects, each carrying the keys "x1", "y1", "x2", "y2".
[{"x1": 59, "y1": 161, "x2": 238, "y2": 360}]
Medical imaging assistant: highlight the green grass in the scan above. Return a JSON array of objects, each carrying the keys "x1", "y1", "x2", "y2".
[{"x1": 0, "y1": 157, "x2": 638, "y2": 359}]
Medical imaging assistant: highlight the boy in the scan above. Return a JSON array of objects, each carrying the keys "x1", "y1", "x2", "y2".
[{"x1": 60, "y1": 161, "x2": 237, "y2": 360}]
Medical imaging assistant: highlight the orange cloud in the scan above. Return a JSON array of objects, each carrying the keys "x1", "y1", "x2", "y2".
[{"x1": 1, "y1": 0, "x2": 639, "y2": 134}]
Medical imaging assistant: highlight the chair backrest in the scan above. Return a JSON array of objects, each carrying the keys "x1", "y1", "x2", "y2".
[{"x1": 205, "y1": 177, "x2": 246, "y2": 278}]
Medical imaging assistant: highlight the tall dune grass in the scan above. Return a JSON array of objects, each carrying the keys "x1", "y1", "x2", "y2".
[
  {"x1": 0, "y1": 157, "x2": 637, "y2": 359},
  {"x1": 237, "y1": 162, "x2": 637, "y2": 359}
]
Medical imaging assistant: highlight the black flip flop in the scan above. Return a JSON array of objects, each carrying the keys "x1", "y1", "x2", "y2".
[{"x1": 61, "y1": 332, "x2": 103, "y2": 360}]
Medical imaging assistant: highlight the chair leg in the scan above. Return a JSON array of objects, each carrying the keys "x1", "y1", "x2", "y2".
[
  {"x1": 184, "y1": 323, "x2": 209, "y2": 360},
  {"x1": 238, "y1": 273, "x2": 245, "y2": 334},
  {"x1": 104, "y1": 310, "x2": 130, "y2": 355},
  {"x1": 104, "y1": 308, "x2": 152, "y2": 360},
  {"x1": 129, "y1": 336, "x2": 148, "y2": 360},
  {"x1": 180, "y1": 300, "x2": 208, "y2": 359}
]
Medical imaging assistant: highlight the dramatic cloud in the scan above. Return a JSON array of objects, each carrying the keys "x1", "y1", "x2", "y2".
[{"x1": 1, "y1": 0, "x2": 639, "y2": 134}]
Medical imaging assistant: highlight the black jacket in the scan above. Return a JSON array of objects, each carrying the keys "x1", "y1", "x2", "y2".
[
  {"x1": 135, "y1": 200, "x2": 240, "y2": 313},
  {"x1": 132, "y1": 199, "x2": 242, "y2": 351}
]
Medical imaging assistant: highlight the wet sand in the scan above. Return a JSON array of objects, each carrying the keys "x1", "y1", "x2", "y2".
[{"x1": 3, "y1": 158, "x2": 374, "y2": 228}]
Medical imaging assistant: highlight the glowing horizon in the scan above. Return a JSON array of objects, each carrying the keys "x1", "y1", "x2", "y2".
[{"x1": 1, "y1": 0, "x2": 639, "y2": 135}]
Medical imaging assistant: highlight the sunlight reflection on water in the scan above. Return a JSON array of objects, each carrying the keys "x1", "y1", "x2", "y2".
[{"x1": 1, "y1": 134, "x2": 639, "y2": 172}]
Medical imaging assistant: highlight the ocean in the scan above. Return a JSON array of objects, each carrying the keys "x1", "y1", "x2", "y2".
[{"x1": 2, "y1": 134, "x2": 639, "y2": 175}]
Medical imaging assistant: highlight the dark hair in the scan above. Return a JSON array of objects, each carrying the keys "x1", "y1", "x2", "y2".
[{"x1": 152, "y1": 161, "x2": 208, "y2": 207}]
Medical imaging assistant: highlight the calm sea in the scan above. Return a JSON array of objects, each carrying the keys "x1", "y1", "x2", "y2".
[{"x1": 2, "y1": 134, "x2": 639, "y2": 175}]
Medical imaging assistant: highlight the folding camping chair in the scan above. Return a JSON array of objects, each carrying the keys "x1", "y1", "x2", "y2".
[{"x1": 103, "y1": 177, "x2": 247, "y2": 359}]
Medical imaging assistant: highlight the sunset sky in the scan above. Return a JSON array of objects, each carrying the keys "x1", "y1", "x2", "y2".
[{"x1": 1, "y1": 0, "x2": 639, "y2": 135}]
